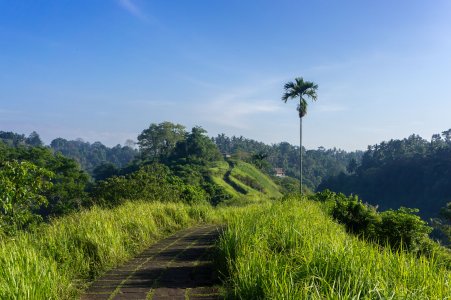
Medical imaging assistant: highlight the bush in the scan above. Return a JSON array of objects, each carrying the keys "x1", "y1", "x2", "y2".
[
  {"x1": 0, "y1": 160, "x2": 53, "y2": 234},
  {"x1": 314, "y1": 190, "x2": 434, "y2": 252},
  {"x1": 378, "y1": 207, "x2": 432, "y2": 251},
  {"x1": 331, "y1": 194, "x2": 380, "y2": 238},
  {"x1": 91, "y1": 163, "x2": 181, "y2": 206},
  {"x1": 178, "y1": 184, "x2": 209, "y2": 205}
]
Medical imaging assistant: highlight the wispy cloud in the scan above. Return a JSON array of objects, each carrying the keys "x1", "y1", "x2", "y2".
[
  {"x1": 117, "y1": 0, "x2": 148, "y2": 21},
  {"x1": 196, "y1": 81, "x2": 281, "y2": 129},
  {"x1": 201, "y1": 98, "x2": 280, "y2": 129}
]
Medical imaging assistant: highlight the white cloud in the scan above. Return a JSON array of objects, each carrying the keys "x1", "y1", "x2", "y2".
[{"x1": 197, "y1": 87, "x2": 281, "y2": 129}]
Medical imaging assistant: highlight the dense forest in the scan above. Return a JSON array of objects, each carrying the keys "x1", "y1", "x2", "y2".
[{"x1": 319, "y1": 130, "x2": 451, "y2": 222}]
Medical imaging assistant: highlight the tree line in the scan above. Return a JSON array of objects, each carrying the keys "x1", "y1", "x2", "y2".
[{"x1": 319, "y1": 130, "x2": 451, "y2": 244}]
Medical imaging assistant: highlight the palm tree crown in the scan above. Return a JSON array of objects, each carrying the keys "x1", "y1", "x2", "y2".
[{"x1": 282, "y1": 77, "x2": 318, "y2": 118}]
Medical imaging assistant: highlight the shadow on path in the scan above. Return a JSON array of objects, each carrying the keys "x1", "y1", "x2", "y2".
[{"x1": 80, "y1": 225, "x2": 223, "y2": 300}]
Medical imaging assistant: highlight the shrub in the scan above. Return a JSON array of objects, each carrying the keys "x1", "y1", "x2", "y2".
[
  {"x1": 314, "y1": 190, "x2": 434, "y2": 252},
  {"x1": 331, "y1": 194, "x2": 380, "y2": 238},
  {"x1": 91, "y1": 163, "x2": 181, "y2": 206},
  {"x1": 378, "y1": 207, "x2": 432, "y2": 251},
  {"x1": 0, "y1": 160, "x2": 53, "y2": 234}
]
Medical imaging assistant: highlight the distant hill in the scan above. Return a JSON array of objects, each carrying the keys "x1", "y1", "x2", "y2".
[
  {"x1": 319, "y1": 130, "x2": 451, "y2": 220},
  {"x1": 213, "y1": 134, "x2": 362, "y2": 190},
  {"x1": 208, "y1": 159, "x2": 282, "y2": 203}
]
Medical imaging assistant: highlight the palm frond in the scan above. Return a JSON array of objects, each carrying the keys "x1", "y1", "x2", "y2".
[
  {"x1": 282, "y1": 90, "x2": 298, "y2": 102},
  {"x1": 282, "y1": 77, "x2": 318, "y2": 116}
]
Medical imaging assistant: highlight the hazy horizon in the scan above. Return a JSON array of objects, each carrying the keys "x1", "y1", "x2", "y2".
[{"x1": 1, "y1": 1, "x2": 450, "y2": 151}]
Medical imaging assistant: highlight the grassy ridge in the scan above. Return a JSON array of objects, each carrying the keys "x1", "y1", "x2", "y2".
[
  {"x1": 0, "y1": 201, "x2": 221, "y2": 299},
  {"x1": 208, "y1": 160, "x2": 282, "y2": 201},
  {"x1": 218, "y1": 197, "x2": 451, "y2": 299},
  {"x1": 231, "y1": 160, "x2": 282, "y2": 198}
]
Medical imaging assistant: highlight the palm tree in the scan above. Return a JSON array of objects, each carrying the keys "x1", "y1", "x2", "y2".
[{"x1": 282, "y1": 77, "x2": 318, "y2": 195}]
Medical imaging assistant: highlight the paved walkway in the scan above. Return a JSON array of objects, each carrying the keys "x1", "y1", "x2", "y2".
[{"x1": 80, "y1": 225, "x2": 223, "y2": 300}]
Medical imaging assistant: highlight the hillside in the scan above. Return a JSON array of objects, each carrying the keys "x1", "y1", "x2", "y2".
[
  {"x1": 208, "y1": 159, "x2": 282, "y2": 201},
  {"x1": 319, "y1": 131, "x2": 451, "y2": 220}
]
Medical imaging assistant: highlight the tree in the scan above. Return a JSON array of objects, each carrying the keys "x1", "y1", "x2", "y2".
[
  {"x1": 92, "y1": 162, "x2": 119, "y2": 181},
  {"x1": 26, "y1": 131, "x2": 43, "y2": 147},
  {"x1": 347, "y1": 158, "x2": 358, "y2": 174},
  {"x1": 0, "y1": 160, "x2": 53, "y2": 234},
  {"x1": 171, "y1": 127, "x2": 222, "y2": 164},
  {"x1": 137, "y1": 122, "x2": 186, "y2": 161},
  {"x1": 282, "y1": 77, "x2": 318, "y2": 195}
]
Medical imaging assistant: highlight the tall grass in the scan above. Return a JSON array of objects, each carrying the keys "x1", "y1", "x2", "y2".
[
  {"x1": 218, "y1": 197, "x2": 451, "y2": 299},
  {"x1": 0, "y1": 201, "x2": 219, "y2": 299}
]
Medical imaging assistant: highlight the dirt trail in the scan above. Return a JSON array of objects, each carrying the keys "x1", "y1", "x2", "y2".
[{"x1": 80, "y1": 225, "x2": 223, "y2": 300}]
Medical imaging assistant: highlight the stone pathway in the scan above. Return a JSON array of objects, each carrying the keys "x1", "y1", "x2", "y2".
[{"x1": 80, "y1": 225, "x2": 223, "y2": 300}]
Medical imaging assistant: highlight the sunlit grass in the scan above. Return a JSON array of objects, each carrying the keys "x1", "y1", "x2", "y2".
[
  {"x1": 0, "y1": 201, "x2": 220, "y2": 299},
  {"x1": 218, "y1": 197, "x2": 451, "y2": 299}
]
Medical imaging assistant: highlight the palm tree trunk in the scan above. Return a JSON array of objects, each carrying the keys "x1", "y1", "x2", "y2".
[{"x1": 300, "y1": 116, "x2": 303, "y2": 196}]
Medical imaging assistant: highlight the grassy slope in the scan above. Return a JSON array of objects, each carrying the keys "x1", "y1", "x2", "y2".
[
  {"x1": 208, "y1": 160, "x2": 241, "y2": 198},
  {"x1": 0, "y1": 158, "x2": 281, "y2": 299},
  {"x1": 0, "y1": 202, "x2": 224, "y2": 299},
  {"x1": 218, "y1": 197, "x2": 451, "y2": 299},
  {"x1": 208, "y1": 159, "x2": 282, "y2": 201},
  {"x1": 231, "y1": 160, "x2": 281, "y2": 197},
  {"x1": 2, "y1": 195, "x2": 449, "y2": 299}
]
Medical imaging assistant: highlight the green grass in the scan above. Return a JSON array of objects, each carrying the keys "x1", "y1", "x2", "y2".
[
  {"x1": 4, "y1": 185, "x2": 448, "y2": 299},
  {"x1": 208, "y1": 160, "x2": 282, "y2": 201},
  {"x1": 0, "y1": 201, "x2": 221, "y2": 299},
  {"x1": 231, "y1": 160, "x2": 282, "y2": 198},
  {"x1": 218, "y1": 196, "x2": 451, "y2": 299}
]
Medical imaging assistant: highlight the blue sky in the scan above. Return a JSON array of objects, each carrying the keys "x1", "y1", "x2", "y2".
[{"x1": 0, "y1": 0, "x2": 450, "y2": 150}]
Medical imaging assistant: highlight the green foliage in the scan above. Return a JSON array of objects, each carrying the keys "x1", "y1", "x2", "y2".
[
  {"x1": 314, "y1": 190, "x2": 434, "y2": 252},
  {"x1": 378, "y1": 207, "x2": 432, "y2": 251},
  {"x1": 92, "y1": 162, "x2": 119, "y2": 181},
  {"x1": 0, "y1": 160, "x2": 53, "y2": 234},
  {"x1": 431, "y1": 202, "x2": 451, "y2": 246},
  {"x1": 319, "y1": 130, "x2": 451, "y2": 223},
  {"x1": 50, "y1": 138, "x2": 137, "y2": 174},
  {"x1": 218, "y1": 198, "x2": 450, "y2": 299},
  {"x1": 0, "y1": 142, "x2": 90, "y2": 216},
  {"x1": 92, "y1": 163, "x2": 181, "y2": 205},
  {"x1": 202, "y1": 181, "x2": 233, "y2": 205},
  {"x1": 179, "y1": 184, "x2": 209, "y2": 205},
  {"x1": 331, "y1": 194, "x2": 380, "y2": 238},
  {"x1": 170, "y1": 126, "x2": 223, "y2": 164},
  {"x1": 43, "y1": 153, "x2": 90, "y2": 216},
  {"x1": 273, "y1": 176, "x2": 299, "y2": 195},
  {"x1": 137, "y1": 121, "x2": 186, "y2": 161}
]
